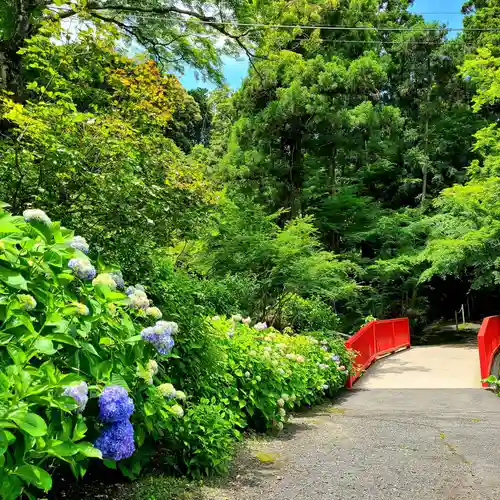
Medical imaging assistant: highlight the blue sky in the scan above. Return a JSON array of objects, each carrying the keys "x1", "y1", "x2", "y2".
[{"x1": 180, "y1": 0, "x2": 465, "y2": 90}]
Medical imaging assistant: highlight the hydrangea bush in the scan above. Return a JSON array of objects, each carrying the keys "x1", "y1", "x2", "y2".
[
  {"x1": 209, "y1": 316, "x2": 352, "y2": 432},
  {"x1": 0, "y1": 207, "x2": 187, "y2": 499}
]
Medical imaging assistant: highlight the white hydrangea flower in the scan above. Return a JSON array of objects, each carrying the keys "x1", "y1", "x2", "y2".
[
  {"x1": 92, "y1": 273, "x2": 117, "y2": 290},
  {"x1": 170, "y1": 404, "x2": 184, "y2": 418},
  {"x1": 175, "y1": 390, "x2": 187, "y2": 401},
  {"x1": 23, "y1": 208, "x2": 51, "y2": 225},
  {"x1": 158, "y1": 383, "x2": 176, "y2": 399},
  {"x1": 254, "y1": 322, "x2": 268, "y2": 331},
  {"x1": 146, "y1": 306, "x2": 162, "y2": 320}
]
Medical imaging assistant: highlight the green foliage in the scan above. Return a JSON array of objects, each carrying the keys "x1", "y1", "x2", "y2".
[
  {"x1": 0, "y1": 24, "x2": 216, "y2": 280},
  {"x1": 197, "y1": 198, "x2": 361, "y2": 324},
  {"x1": 163, "y1": 399, "x2": 242, "y2": 477},
  {"x1": 279, "y1": 294, "x2": 339, "y2": 333}
]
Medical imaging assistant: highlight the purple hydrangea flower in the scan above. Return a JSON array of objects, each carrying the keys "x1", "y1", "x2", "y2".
[
  {"x1": 63, "y1": 381, "x2": 88, "y2": 413},
  {"x1": 140, "y1": 321, "x2": 177, "y2": 355},
  {"x1": 98, "y1": 385, "x2": 134, "y2": 423},
  {"x1": 95, "y1": 420, "x2": 135, "y2": 461},
  {"x1": 68, "y1": 258, "x2": 96, "y2": 280}
]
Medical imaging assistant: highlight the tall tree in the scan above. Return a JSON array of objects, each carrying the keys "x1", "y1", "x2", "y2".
[{"x1": 0, "y1": 0, "x2": 257, "y2": 98}]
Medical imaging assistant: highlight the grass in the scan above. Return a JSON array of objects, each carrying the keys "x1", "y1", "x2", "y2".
[{"x1": 126, "y1": 476, "x2": 204, "y2": 500}]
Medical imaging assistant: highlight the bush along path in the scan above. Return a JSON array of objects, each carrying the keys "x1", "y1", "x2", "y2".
[{"x1": 0, "y1": 206, "x2": 351, "y2": 499}]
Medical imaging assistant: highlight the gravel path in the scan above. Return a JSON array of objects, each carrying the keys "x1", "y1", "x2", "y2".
[{"x1": 203, "y1": 389, "x2": 500, "y2": 500}]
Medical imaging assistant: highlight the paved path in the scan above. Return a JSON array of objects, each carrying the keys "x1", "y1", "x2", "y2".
[{"x1": 205, "y1": 349, "x2": 500, "y2": 500}]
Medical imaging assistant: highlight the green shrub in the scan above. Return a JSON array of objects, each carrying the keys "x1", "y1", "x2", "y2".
[
  {"x1": 278, "y1": 293, "x2": 340, "y2": 332},
  {"x1": 163, "y1": 398, "x2": 243, "y2": 477}
]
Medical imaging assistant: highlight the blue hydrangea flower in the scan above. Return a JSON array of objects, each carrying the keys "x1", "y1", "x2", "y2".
[
  {"x1": 95, "y1": 420, "x2": 135, "y2": 461},
  {"x1": 331, "y1": 354, "x2": 340, "y2": 362},
  {"x1": 68, "y1": 258, "x2": 96, "y2": 280},
  {"x1": 63, "y1": 381, "x2": 88, "y2": 413},
  {"x1": 69, "y1": 235, "x2": 89, "y2": 254},
  {"x1": 23, "y1": 208, "x2": 51, "y2": 225},
  {"x1": 98, "y1": 385, "x2": 134, "y2": 423},
  {"x1": 141, "y1": 321, "x2": 178, "y2": 355},
  {"x1": 321, "y1": 345, "x2": 329, "y2": 351},
  {"x1": 110, "y1": 271, "x2": 125, "y2": 290},
  {"x1": 125, "y1": 285, "x2": 135, "y2": 296}
]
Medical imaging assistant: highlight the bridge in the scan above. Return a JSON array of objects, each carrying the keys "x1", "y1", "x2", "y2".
[
  {"x1": 218, "y1": 317, "x2": 500, "y2": 499},
  {"x1": 344, "y1": 317, "x2": 499, "y2": 389}
]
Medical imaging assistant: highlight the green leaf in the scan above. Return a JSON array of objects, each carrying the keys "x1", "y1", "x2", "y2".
[
  {"x1": 103, "y1": 459, "x2": 117, "y2": 469},
  {"x1": 43, "y1": 250, "x2": 63, "y2": 267},
  {"x1": 0, "y1": 214, "x2": 21, "y2": 233},
  {"x1": 45, "y1": 333, "x2": 80, "y2": 348},
  {"x1": 0, "y1": 429, "x2": 15, "y2": 454},
  {"x1": 110, "y1": 372, "x2": 129, "y2": 390},
  {"x1": 124, "y1": 335, "x2": 142, "y2": 344},
  {"x1": 7, "y1": 345, "x2": 26, "y2": 364},
  {"x1": 59, "y1": 373, "x2": 84, "y2": 386},
  {"x1": 0, "y1": 266, "x2": 27, "y2": 290},
  {"x1": 14, "y1": 464, "x2": 52, "y2": 491},
  {"x1": 76, "y1": 442, "x2": 102, "y2": 458},
  {"x1": 99, "y1": 337, "x2": 114, "y2": 346},
  {"x1": 11, "y1": 412, "x2": 47, "y2": 437},
  {"x1": 34, "y1": 338, "x2": 56, "y2": 355},
  {"x1": 144, "y1": 402, "x2": 155, "y2": 417},
  {"x1": 48, "y1": 441, "x2": 79, "y2": 457},
  {"x1": 487, "y1": 375, "x2": 497, "y2": 383},
  {"x1": 72, "y1": 418, "x2": 87, "y2": 442},
  {"x1": 82, "y1": 342, "x2": 100, "y2": 357},
  {"x1": 0, "y1": 474, "x2": 23, "y2": 500},
  {"x1": 56, "y1": 273, "x2": 75, "y2": 285}
]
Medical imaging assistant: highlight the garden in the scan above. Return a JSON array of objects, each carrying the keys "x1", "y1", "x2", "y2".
[{"x1": 0, "y1": 207, "x2": 351, "y2": 498}]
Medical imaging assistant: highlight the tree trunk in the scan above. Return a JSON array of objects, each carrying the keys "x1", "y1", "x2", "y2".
[{"x1": 0, "y1": 0, "x2": 39, "y2": 100}]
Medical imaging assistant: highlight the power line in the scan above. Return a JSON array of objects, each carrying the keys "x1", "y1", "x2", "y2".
[{"x1": 128, "y1": 15, "x2": 499, "y2": 33}]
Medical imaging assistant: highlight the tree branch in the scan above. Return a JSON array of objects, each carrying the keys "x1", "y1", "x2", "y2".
[{"x1": 87, "y1": 2, "x2": 217, "y2": 22}]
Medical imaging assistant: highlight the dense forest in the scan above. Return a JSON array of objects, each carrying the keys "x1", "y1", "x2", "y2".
[{"x1": 1, "y1": 0, "x2": 500, "y2": 497}]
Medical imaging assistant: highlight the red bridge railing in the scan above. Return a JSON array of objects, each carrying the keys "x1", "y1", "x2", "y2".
[
  {"x1": 478, "y1": 316, "x2": 500, "y2": 388},
  {"x1": 344, "y1": 318, "x2": 410, "y2": 388}
]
